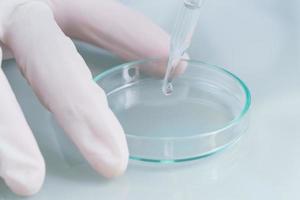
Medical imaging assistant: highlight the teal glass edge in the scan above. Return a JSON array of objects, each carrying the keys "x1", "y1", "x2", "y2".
[{"x1": 129, "y1": 134, "x2": 243, "y2": 163}]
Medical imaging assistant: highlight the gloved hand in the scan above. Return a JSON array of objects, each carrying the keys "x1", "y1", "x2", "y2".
[{"x1": 0, "y1": 0, "x2": 173, "y2": 196}]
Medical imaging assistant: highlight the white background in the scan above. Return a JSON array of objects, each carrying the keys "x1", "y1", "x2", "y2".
[{"x1": 1, "y1": 0, "x2": 300, "y2": 199}]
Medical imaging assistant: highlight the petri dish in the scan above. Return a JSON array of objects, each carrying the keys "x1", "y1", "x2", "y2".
[{"x1": 94, "y1": 58, "x2": 251, "y2": 163}]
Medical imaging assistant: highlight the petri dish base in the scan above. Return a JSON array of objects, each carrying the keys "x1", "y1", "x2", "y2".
[{"x1": 94, "y1": 58, "x2": 251, "y2": 163}]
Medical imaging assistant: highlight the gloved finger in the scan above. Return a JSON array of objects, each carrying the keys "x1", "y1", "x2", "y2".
[
  {"x1": 3, "y1": 1, "x2": 128, "y2": 177},
  {"x1": 138, "y1": 53, "x2": 189, "y2": 79},
  {"x1": 0, "y1": 41, "x2": 13, "y2": 60},
  {"x1": 0, "y1": 48, "x2": 45, "y2": 196},
  {"x1": 51, "y1": 0, "x2": 187, "y2": 76}
]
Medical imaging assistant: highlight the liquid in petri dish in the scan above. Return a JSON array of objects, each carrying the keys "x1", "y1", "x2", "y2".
[
  {"x1": 109, "y1": 79, "x2": 235, "y2": 138},
  {"x1": 115, "y1": 98, "x2": 234, "y2": 138}
]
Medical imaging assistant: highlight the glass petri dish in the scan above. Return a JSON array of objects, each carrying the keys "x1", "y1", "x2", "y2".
[{"x1": 94, "y1": 58, "x2": 251, "y2": 163}]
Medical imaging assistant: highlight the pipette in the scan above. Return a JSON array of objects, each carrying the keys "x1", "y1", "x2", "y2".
[{"x1": 162, "y1": 0, "x2": 203, "y2": 95}]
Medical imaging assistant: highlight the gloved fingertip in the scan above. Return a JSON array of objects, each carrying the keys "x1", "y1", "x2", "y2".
[
  {"x1": 3, "y1": 159, "x2": 45, "y2": 196},
  {"x1": 88, "y1": 146, "x2": 129, "y2": 178},
  {"x1": 141, "y1": 52, "x2": 190, "y2": 78}
]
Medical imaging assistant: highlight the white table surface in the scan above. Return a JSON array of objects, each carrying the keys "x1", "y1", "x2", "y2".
[{"x1": 1, "y1": 0, "x2": 300, "y2": 199}]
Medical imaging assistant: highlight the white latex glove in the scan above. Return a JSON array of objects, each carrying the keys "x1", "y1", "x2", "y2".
[{"x1": 0, "y1": 0, "x2": 172, "y2": 196}]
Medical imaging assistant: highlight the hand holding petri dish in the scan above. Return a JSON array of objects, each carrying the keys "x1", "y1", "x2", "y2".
[
  {"x1": 94, "y1": 0, "x2": 251, "y2": 163},
  {"x1": 54, "y1": 0, "x2": 251, "y2": 165}
]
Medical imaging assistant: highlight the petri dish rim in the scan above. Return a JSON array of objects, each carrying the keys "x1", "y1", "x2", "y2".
[
  {"x1": 129, "y1": 134, "x2": 243, "y2": 163},
  {"x1": 93, "y1": 58, "x2": 251, "y2": 140}
]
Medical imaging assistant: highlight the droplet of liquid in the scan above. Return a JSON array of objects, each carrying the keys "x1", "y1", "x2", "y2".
[{"x1": 162, "y1": 82, "x2": 174, "y2": 96}]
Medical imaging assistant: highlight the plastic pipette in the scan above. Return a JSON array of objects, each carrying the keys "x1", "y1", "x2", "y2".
[{"x1": 162, "y1": 0, "x2": 203, "y2": 95}]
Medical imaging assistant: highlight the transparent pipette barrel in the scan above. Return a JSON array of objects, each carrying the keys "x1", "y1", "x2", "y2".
[{"x1": 162, "y1": 0, "x2": 203, "y2": 95}]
